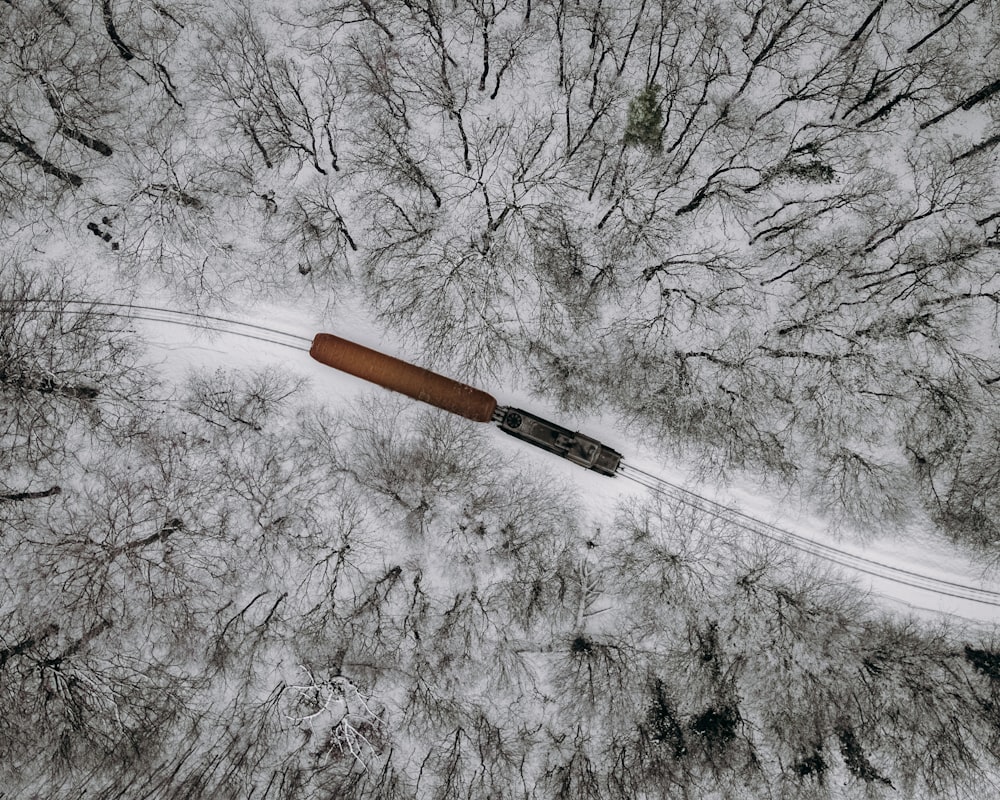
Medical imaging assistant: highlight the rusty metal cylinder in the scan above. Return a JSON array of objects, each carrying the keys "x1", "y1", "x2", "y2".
[{"x1": 310, "y1": 333, "x2": 498, "y2": 423}]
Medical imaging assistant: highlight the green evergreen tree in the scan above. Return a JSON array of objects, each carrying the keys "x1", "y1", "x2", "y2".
[{"x1": 624, "y1": 84, "x2": 663, "y2": 152}]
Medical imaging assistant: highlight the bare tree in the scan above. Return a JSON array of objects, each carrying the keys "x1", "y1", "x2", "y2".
[
  {"x1": 199, "y1": 3, "x2": 343, "y2": 177},
  {"x1": 0, "y1": 258, "x2": 141, "y2": 475}
]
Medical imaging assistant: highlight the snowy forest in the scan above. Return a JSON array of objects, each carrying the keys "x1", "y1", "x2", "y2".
[{"x1": 3, "y1": 0, "x2": 1000, "y2": 797}]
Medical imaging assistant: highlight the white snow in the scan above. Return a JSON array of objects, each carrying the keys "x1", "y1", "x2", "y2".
[{"x1": 129, "y1": 298, "x2": 1000, "y2": 634}]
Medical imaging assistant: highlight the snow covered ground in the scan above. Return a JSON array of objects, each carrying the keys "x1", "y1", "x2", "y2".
[{"x1": 131, "y1": 298, "x2": 1000, "y2": 634}]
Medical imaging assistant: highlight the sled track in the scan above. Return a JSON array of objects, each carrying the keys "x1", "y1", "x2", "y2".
[{"x1": 32, "y1": 300, "x2": 1000, "y2": 622}]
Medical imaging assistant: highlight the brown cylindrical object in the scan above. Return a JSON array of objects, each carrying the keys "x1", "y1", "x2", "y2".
[{"x1": 310, "y1": 333, "x2": 498, "y2": 423}]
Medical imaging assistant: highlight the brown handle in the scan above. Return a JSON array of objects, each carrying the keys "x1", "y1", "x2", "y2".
[{"x1": 310, "y1": 333, "x2": 498, "y2": 423}]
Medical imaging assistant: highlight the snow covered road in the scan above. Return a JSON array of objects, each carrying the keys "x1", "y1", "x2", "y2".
[{"x1": 108, "y1": 299, "x2": 1000, "y2": 633}]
